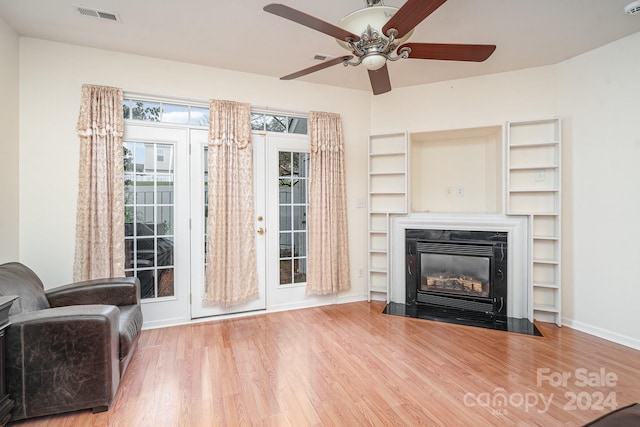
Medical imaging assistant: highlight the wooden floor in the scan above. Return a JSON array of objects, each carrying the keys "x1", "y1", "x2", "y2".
[{"x1": 11, "y1": 302, "x2": 640, "y2": 426}]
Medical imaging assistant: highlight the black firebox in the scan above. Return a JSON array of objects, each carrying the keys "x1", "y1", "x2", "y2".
[{"x1": 405, "y1": 229, "x2": 508, "y2": 317}]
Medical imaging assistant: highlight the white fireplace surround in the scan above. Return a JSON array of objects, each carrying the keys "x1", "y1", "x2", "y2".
[{"x1": 390, "y1": 213, "x2": 532, "y2": 320}]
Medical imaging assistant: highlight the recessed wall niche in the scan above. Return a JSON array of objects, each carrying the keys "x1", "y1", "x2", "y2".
[{"x1": 410, "y1": 126, "x2": 503, "y2": 214}]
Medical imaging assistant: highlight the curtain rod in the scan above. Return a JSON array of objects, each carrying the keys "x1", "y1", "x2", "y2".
[{"x1": 123, "y1": 90, "x2": 309, "y2": 117}]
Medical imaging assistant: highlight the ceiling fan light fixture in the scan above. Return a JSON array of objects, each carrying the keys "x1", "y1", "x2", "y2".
[
  {"x1": 362, "y1": 53, "x2": 387, "y2": 70},
  {"x1": 336, "y1": 6, "x2": 414, "y2": 51}
]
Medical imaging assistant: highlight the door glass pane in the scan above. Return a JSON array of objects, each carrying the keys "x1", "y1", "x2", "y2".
[
  {"x1": 124, "y1": 141, "x2": 175, "y2": 299},
  {"x1": 278, "y1": 150, "x2": 308, "y2": 286}
]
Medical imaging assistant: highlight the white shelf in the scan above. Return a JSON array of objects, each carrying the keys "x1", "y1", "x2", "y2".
[
  {"x1": 367, "y1": 132, "x2": 408, "y2": 302},
  {"x1": 533, "y1": 259, "x2": 560, "y2": 265},
  {"x1": 508, "y1": 188, "x2": 560, "y2": 193},
  {"x1": 506, "y1": 118, "x2": 562, "y2": 326},
  {"x1": 369, "y1": 152, "x2": 405, "y2": 157},
  {"x1": 369, "y1": 171, "x2": 406, "y2": 176},
  {"x1": 509, "y1": 164, "x2": 559, "y2": 170},
  {"x1": 510, "y1": 141, "x2": 559, "y2": 148},
  {"x1": 533, "y1": 304, "x2": 560, "y2": 313},
  {"x1": 533, "y1": 281, "x2": 560, "y2": 289}
]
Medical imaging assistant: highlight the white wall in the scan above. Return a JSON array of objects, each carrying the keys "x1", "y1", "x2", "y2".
[
  {"x1": 0, "y1": 17, "x2": 19, "y2": 263},
  {"x1": 370, "y1": 65, "x2": 558, "y2": 135},
  {"x1": 410, "y1": 128, "x2": 501, "y2": 213},
  {"x1": 18, "y1": 38, "x2": 372, "y2": 299},
  {"x1": 556, "y1": 32, "x2": 640, "y2": 346}
]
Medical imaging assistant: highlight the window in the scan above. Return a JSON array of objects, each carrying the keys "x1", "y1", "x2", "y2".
[
  {"x1": 251, "y1": 113, "x2": 308, "y2": 134},
  {"x1": 123, "y1": 99, "x2": 210, "y2": 126},
  {"x1": 278, "y1": 151, "x2": 309, "y2": 285},
  {"x1": 123, "y1": 98, "x2": 308, "y2": 135},
  {"x1": 124, "y1": 141, "x2": 175, "y2": 299}
]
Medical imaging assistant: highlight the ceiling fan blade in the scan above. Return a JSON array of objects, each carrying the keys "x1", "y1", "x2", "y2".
[
  {"x1": 368, "y1": 64, "x2": 392, "y2": 95},
  {"x1": 264, "y1": 4, "x2": 360, "y2": 42},
  {"x1": 400, "y1": 43, "x2": 496, "y2": 62},
  {"x1": 280, "y1": 56, "x2": 353, "y2": 80},
  {"x1": 383, "y1": 0, "x2": 448, "y2": 39}
]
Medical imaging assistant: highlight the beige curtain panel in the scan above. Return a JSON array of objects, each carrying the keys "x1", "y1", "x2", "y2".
[
  {"x1": 307, "y1": 111, "x2": 351, "y2": 295},
  {"x1": 73, "y1": 84, "x2": 125, "y2": 281},
  {"x1": 204, "y1": 99, "x2": 259, "y2": 307}
]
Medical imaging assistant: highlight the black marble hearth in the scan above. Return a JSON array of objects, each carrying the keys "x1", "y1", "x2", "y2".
[{"x1": 383, "y1": 302, "x2": 542, "y2": 337}]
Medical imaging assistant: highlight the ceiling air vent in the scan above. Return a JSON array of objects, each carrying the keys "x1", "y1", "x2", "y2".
[{"x1": 73, "y1": 5, "x2": 121, "y2": 22}]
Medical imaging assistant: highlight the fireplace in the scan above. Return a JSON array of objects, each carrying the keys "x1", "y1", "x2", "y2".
[{"x1": 405, "y1": 229, "x2": 508, "y2": 317}]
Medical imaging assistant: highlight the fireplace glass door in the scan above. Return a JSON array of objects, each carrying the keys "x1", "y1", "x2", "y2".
[{"x1": 420, "y1": 253, "x2": 490, "y2": 298}]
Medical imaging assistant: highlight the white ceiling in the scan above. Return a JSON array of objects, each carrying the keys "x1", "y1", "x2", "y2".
[{"x1": 1, "y1": 0, "x2": 640, "y2": 93}]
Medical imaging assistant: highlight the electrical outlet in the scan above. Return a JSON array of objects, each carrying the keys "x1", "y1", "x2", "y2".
[
  {"x1": 445, "y1": 186, "x2": 453, "y2": 197},
  {"x1": 456, "y1": 186, "x2": 464, "y2": 197},
  {"x1": 358, "y1": 267, "x2": 364, "y2": 278}
]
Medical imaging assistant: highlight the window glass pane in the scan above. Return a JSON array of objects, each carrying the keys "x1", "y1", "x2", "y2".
[
  {"x1": 156, "y1": 237, "x2": 173, "y2": 266},
  {"x1": 135, "y1": 177, "x2": 154, "y2": 204},
  {"x1": 279, "y1": 179, "x2": 292, "y2": 204},
  {"x1": 288, "y1": 117, "x2": 308, "y2": 134},
  {"x1": 190, "y1": 107, "x2": 210, "y2": 126},
  {"x1": 298, "y1": 153, "x2": 310, "y2": 177},
  {"x1": 125, "y1": 239, "x2": 134, "y2": 267},
  {"x1": 124, "y1": 207, "x2": 135, "y2": 231},
  {"x1": 279, "y1": 152, "x2": 291, "y2": 177},
  {"x1": 280, "y1": 233, "x2": 292, "y2": 258},
  {"x1": 124, "y1": 145, "x2": 134, "y2": 172},
  {"x1": 265, "y1": 115, "x2": 286, "y2": 132},
  {"x1": 158, "y1": 268, "x2": 174, "y2": 297},
  {"x1": 131, "y1": 101, "x2": 161, "y2": 121},
  {"x1": 157, "y1": 147, "x2": 174, "y2": 174},
  {"x1": 293, "y1": 259, "x2": 307, "y2": 283},
  {"x1": 137, "y1": 269, "x2": 156, "y2": 299},
  {"x1": 251, "y1": 113, "x2": 264, "y2": 131},
  {"x1": 157, "y1": 207, "x2": 173, "y2": 235},
  {"x1": 161, "y1": 104, "x2": 189, "y2": 124},
  {"x1": 280, "y1": 260, "x2": 292, "y2": 285},
  {"x1": 279, "y1": 206, "x2": 291, "y2": 231},
  {"x1": 123, "y1": 99, "x2": 132, "y2": 119},
  {"x1": 136, "y1": 207, "x2": 155, "y2": 226},
  {"x1": 293, "y1": 232, "x2": 306, "y2": 257},
  {"x1": 292, "y1": 179, "x2": 306, "y2": 204},
  {"x1": 293, "y1": 206, "x2": 306, "y2": 230}
]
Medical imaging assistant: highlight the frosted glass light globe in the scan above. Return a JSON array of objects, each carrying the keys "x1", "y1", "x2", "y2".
[
  {"x1": 336, "y1": 6, "x2": 414, "y2": 50},
  {"x1": 362, "y1": 54, "x2": 387, "y2": 70}
]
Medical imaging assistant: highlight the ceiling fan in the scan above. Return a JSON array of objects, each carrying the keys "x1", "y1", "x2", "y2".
[{"x1": 263, "y1": 0, "x2": 496, "y2": 95}]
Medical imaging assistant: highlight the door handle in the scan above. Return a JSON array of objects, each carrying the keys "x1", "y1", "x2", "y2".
[{"x1": 257, "y1": 227, "x2": 265, "y2": 235}]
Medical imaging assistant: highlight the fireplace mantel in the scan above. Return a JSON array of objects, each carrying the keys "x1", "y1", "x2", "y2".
[{"x1": 390, "y1": 213, "x2": 531, "y2": 320}]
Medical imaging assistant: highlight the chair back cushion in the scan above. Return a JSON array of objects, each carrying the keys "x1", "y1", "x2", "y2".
[{"x1": 0, "y1": 262, "x2": 51, "y2": 316}]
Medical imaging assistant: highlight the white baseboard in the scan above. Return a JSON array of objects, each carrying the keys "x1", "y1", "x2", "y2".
[
  {"x1": 337, "y1": 294, "x2": 368, "y2": 304},
  {"x1": 562, "y1": 317, "x2": 640, "y2": 351},
  {"x1": 143, "y1": 294, "x2": 370, "y2": 330}
]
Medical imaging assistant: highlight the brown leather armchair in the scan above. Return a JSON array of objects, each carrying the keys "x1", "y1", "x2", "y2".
[{"x1": 0, "y1": 262, "x2": 143, "y2": 421}]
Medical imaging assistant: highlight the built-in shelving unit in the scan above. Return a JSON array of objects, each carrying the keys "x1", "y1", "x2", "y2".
[
  {"x1": 506, "y1": 118, "x2": 562, "y2": 325},
  {"x1": 367, "y1": 132, "x2": 408, "y2": 301}
]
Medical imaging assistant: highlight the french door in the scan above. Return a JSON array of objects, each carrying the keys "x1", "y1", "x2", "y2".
[
  {"x1": 265, "y1": 134, "x2": 335, "y2": 310},
  {"x1": 123, "y1": 124, "x2": 190, "y2": 327},
  {"x1": 125, "y1": 123, "x2": 332, "y2": 324},
  {"x1": 190, "y1": 131, "x2": 267, "y2": 318}
]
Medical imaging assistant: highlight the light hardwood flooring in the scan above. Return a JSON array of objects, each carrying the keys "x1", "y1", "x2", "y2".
[{"x1": 11, "y1": 301, "x2": 640, "y2": 426}]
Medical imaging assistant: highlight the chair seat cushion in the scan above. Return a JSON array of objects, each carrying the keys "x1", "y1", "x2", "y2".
[{"x1": 118, "y1": 305, "x2": 143, "y2": 360}]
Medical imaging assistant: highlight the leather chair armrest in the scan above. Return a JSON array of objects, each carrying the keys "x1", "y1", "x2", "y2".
[
  {"x1": 46, "y1": 277, "x2": 141, "y2": 307},
  {"x1": 6, "y1": 305, "x2": 121, "y2": 420}
]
